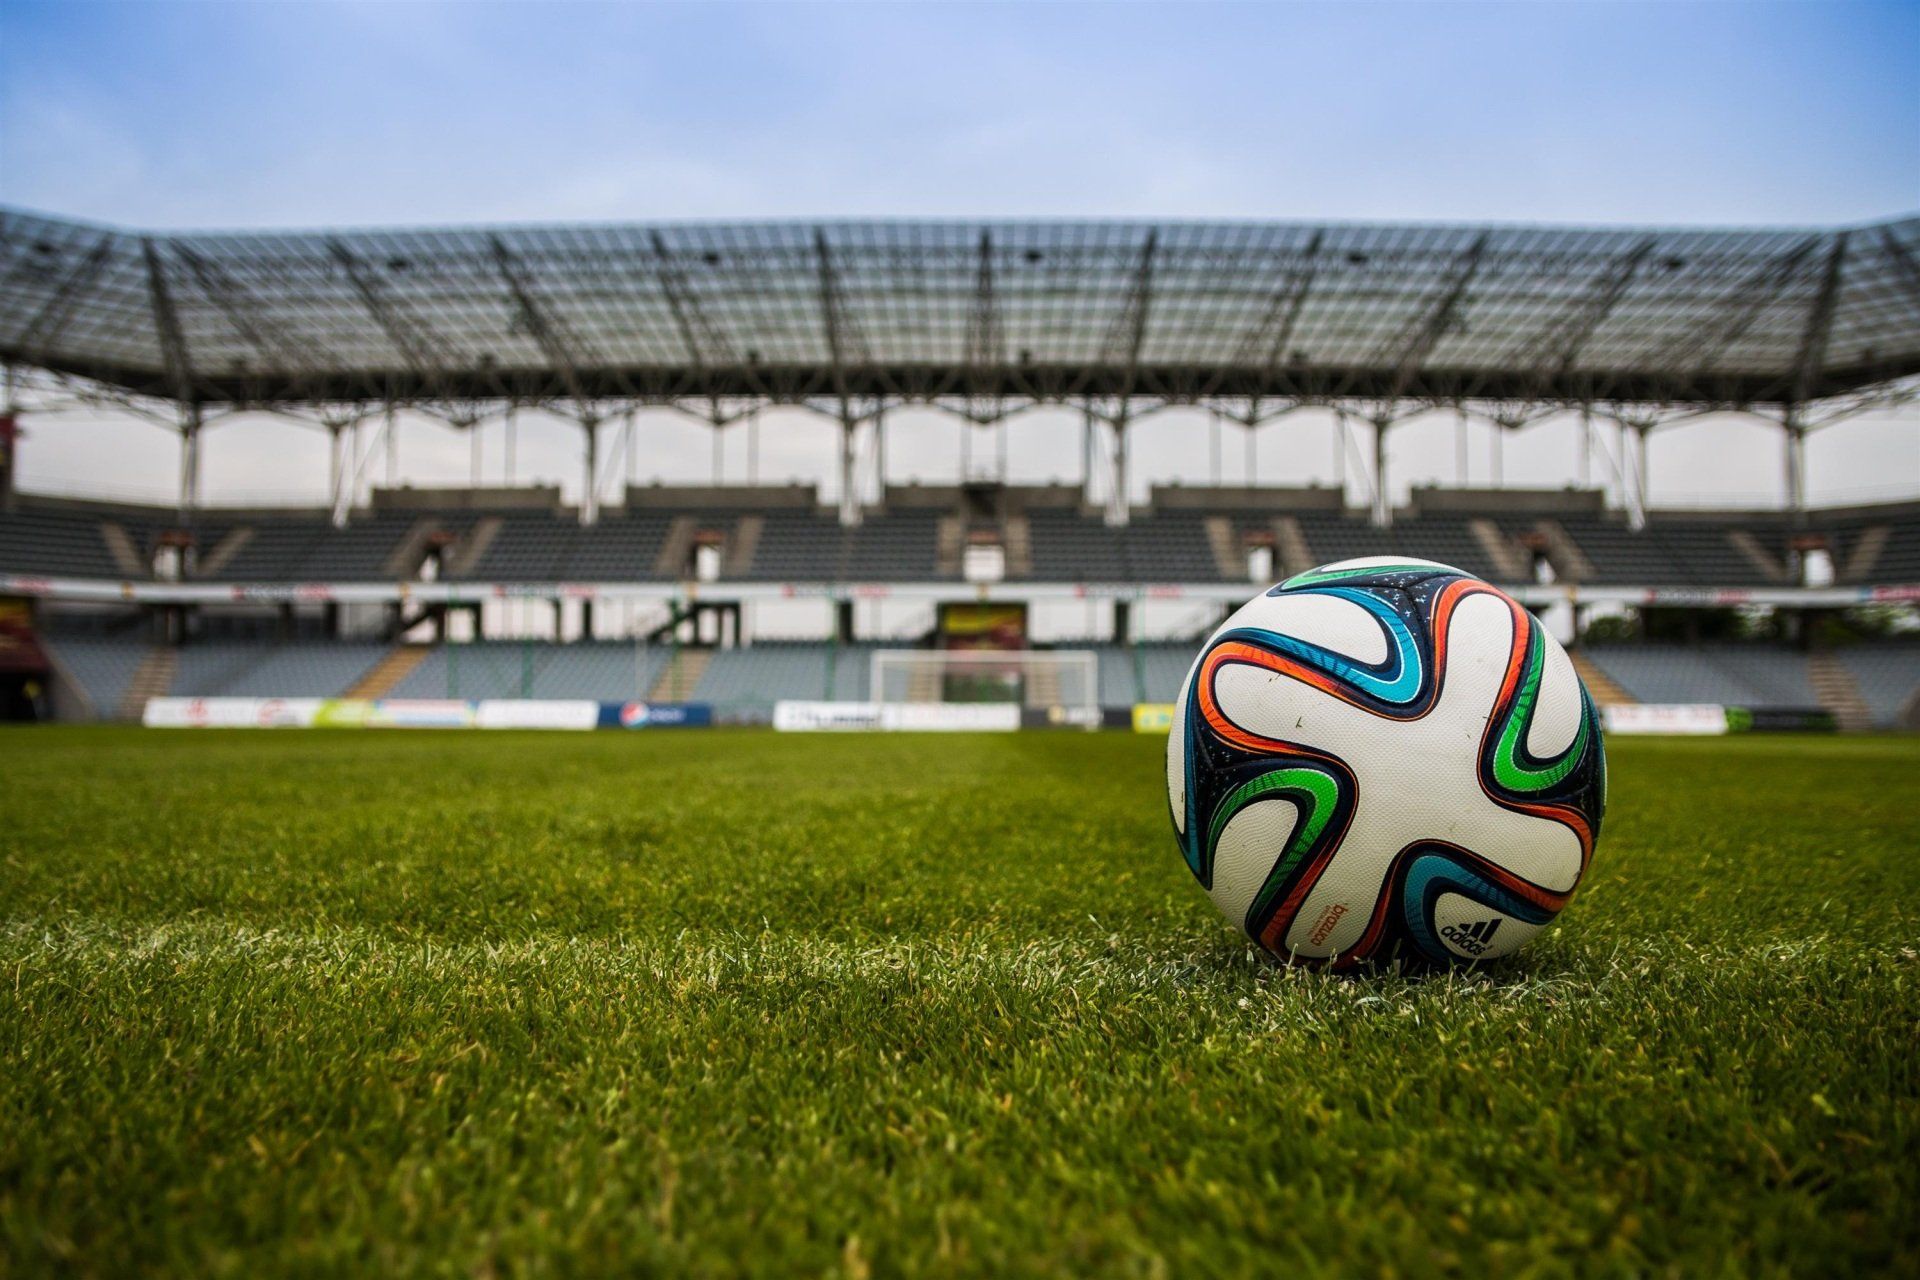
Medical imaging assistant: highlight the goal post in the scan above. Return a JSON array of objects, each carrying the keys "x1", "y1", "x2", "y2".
[{"x1": 870, "y1": 649, "x2": 1102, "y2": 727}]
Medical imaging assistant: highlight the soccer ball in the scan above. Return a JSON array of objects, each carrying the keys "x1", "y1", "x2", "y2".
[{"x1": 1167, "y1": 557, "x2": 1605, "y2": 967}]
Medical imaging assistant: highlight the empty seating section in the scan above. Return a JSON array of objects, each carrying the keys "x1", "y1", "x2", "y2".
[
  {"x1": 1833, "y1": 646, "x2": 1920, "y2": 728},
  {"x1": 169, "y1": 641, "x2": 389, "y2": 697},
  {"x1": 458, "y1": 513, "x2": 579, "y2": 581},
  {"x1": 1121, "y1": 513, "x2": 1222, "y2": 582},
  {"x1": 1390, "y1": 516, "x2": 1504, "y2": 581},
  {"x1": 388, "y1": 642, "x2": 670, "y2": 700},
  {"x1": 1862, "y1": 519, "x2": 1920, "y2": 583},
  {"x1": 1021, "y1": 511, "x2": 1125, "y2": 581},
  {"x1": 5, "y1": 497, "x2": 1918, "y2": 588},
  {"x1": 203, "y1": 518, "x2": 332, "y2": 581},
  {"x1": 564, "y1": 512, "x2": 675, "y2": 580},
  {"x1": 847, "y1": 511, "x2": 943, "y2": 580},
  {"x1": 693, "y1": 642, "x2": 873, "y2": 707},
  {"x1": 739, "y1": 510, "x2": 846, "y2": 581},
  {"x1": 42, "y1": 634, "x2": 150, "y2": 717},
  {"x1": 1583, "y1": 645, "x2": 1819, "y2": 709},
  {"x1": 0, "y1": 507, "x2": 119, "y2": 577},
  {"x1": 1090, "y1": 643, "x2": 1194, "y2": 705},
  {"x1": 1292, "y1": 511, "x2": 1397, "y2": 566},
  {"x1": 1544, "y1": 516, "x2": 1777, "y2": 586}
]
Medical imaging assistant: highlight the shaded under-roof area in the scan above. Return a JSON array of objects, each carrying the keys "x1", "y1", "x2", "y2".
[{"x1": 3, "y1": 207, "x2": 1918, "y2": 409}]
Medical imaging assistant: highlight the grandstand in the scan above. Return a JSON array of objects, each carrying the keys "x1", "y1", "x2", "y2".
[{"x1": 2, "y1": 208, "x2": 1917, "y2": 726}]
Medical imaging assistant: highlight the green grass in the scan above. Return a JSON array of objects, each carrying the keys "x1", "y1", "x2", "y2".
[{"x1": 1, "y1": 728, "x2": 1916, "y2": 1278}]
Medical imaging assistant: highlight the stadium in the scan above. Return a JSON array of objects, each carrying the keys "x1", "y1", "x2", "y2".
[
  {"x1": 3, "y1": 5, "x2": 1919, "y2": 1273},
  {"x1": 4, "y1": 208, "x2": 1919, "y2": 728}
]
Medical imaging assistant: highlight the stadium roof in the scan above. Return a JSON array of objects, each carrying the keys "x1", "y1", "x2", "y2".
[{"x1": 3, "y1": 207, "x2": 1918, "y2": 414}]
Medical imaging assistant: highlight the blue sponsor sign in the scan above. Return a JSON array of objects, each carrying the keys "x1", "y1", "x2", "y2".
[{"x1": 597, "y1": 701, "x2": 713, "y2": 728}]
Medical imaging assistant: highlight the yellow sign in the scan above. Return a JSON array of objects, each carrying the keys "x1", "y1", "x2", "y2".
[{"x1": 1131, "y1": 703, "x2": 1176, "y2": 733}]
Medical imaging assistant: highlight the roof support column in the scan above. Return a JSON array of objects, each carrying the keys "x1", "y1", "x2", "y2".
[
  {"x1": 838, "y1": 411, "x2": 862, "y2": 527},
  {"x1": 581, "y1": 416, "x2": 600, "y2": 526},
  {"x1": 1209, "y1": 408, "x2": 1222, "y2": 486},
  {"x1": 1577, "y1": 405, "x2": 1592, "y2": 488},
  {"x1": 385, "y1": 404, "x2": 399, "y2": 489},
  {"x1": 1080, "y1": 405, "x2": 1097, "y2": 508},
  {"x1": 1370, "y1": 417, "x2": 1393, "y2": 529},
  {"x1": 747, "y1": 407, "x2": 760, "y2": 486},
  {"x1": 327, "y1": 420, "x2": 350, "y2": 530},
  {"x1": 504, "y1": 406, "x2": 518, "y2": 486},
  {"x1": 1783, "y1": 406, "x2": 1807, "y2": 522},
  {"x1": 178, "y1": 404, "x2": 203, "y2": 521},
  {"x1": 1105, "y1": 407, "x2": 1129, "y2": 527},
  {"x1": 1245, "y1": 415, "x2": 1257, "y2": 486},
  {"x1": 625, "y1": 409, "x2": 638, "y2": 489},
  {"x1": 1624, "y1": 421, "x2": 1649, "y2": 532},
  {"x1": 1334, "y1": 407, "x2": 1355, "y2": 500},
  {"x1": 873, "y1": 405, "x2": 887, "y2": 501}
]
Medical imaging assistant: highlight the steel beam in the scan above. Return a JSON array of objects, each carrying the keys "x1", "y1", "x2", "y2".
[
  {"x1": 1672, "y1": 237, "x2": 1821, "y2": 385},
  {"x1": 1791, "y1": 233, "x2": 1851, "y2": 408},
  {"x1": 174, "y1": 244, "x2": 321, "y2": 379},
  {"x1": 650, "y1": 230, "x2": 737, "y2": 371},
  {"x1": 142, "y1": 239, "x2": 197, "y2": 408},
  {"x1": 328, "y1": 239, "x2": 456, "y2": 402},
  {"x1": 9, "y1": 235, "x2": 115, "y2": 364},
  {"x1": 490, "y1": 236, "x2": 603, "y2": 418},
  {"x1": 1371, "y1": 234, "x2": 1489, "y2": 408}
]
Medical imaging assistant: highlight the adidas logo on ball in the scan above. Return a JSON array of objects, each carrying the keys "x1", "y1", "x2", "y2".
[{"x1": 1440, "y1": 918, "x2": 1503, "y2": 956}]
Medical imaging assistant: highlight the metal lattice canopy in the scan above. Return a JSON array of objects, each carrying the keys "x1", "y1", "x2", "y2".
[{"x1": 3, "y1": 206, "x2": 1918, "y2": 415}]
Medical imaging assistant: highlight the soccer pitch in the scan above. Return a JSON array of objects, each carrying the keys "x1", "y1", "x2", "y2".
[{"x1": 2, "y1": 729, "x2": 1915, "y2": 1276}]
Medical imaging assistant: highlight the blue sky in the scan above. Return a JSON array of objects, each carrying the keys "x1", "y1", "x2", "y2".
[
  {"x1": 1, "y1": 0, "x2": 1916, "y2": 520},
  {"x1": 3, "y1": 0, "x2": 1915, "y2": 228}
]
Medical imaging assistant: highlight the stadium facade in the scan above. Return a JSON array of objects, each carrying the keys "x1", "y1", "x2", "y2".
[{"x1": 1, "y1": 207, "x2": 1917, "y2": 727}]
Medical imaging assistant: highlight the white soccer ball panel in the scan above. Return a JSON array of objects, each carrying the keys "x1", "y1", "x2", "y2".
[
  {"x1": 1207, "y1": 798, "x2": 1300, "y2": 927},
  {"x1": 1167, "y1": 662, "x2": 1194, "y2": 836},
  {"x1": 1526, "y1": 629, "x2": 1584, "y2": 760}
]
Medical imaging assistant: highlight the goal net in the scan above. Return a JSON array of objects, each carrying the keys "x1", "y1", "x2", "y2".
[{"x1": 870, "y1": 649, "x2": 1101, "y2": 727}]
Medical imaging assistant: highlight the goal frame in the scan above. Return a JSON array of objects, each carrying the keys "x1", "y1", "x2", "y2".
[{"x1": 869, "y1": 648, "x2": 1102, "y2": 727}]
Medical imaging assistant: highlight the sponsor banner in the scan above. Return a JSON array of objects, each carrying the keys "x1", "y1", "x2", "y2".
[
  {"x1": 1728, "y1": 706, "x2": 1837, "y2": 734},
  {"x1": 1131, "y1": 703, "x2": 1177, "y2": 733},
  {"x1": 880, "y1": 702, "x2": 1021, "y2": 732},
  {"x1": 599, "y1": 701, "x2": 714, "y2": 729},
  {"x1": 1601, "y1": 703, "x2": 1728, "y2": 736},
  {"x1": 774, "y1": 700, "x2": 883, "y2": 732},
  {"x1": 313, "y1": 698, "x2": 374, "y2": 728},
  {"x1": 1020, "y1": 704, "x2": 1103, "y2": 730},
  {"x1": 475, "y1": 699, "x2": 600, "y2": 731},
  {"x1": 364, "y1": 699, "x2": 477, "y2": 729},
  {"x1": 773, "y1": 701, "x2": 1021, "y2": 732},
  {"x1": 144, "y1": 697, "x2": 325, "y2": 728}
]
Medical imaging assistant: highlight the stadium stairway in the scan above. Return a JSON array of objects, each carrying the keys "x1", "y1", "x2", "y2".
[
  {"x1": 119, "y1": 647, "x2": 177, "y2": 720},
  {"x1": 347, "y1": 645, "x2": 431, "y2": 699},
  {"x1": 1806, "y1": 651, "x2": 1874, "y2": 732},
  {"x1": 99, "y1": 521, "x2": 148, "y2": 577},
  {"x1": 1569, "y1": 651, "x2": 1635, "y2": 707},
  {"x1": 649, "y1": 649, "x2": 711, "y2": 702},
  {"x1": 1841, "y1": 525, "x2": 1890, "y2": 582}
]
